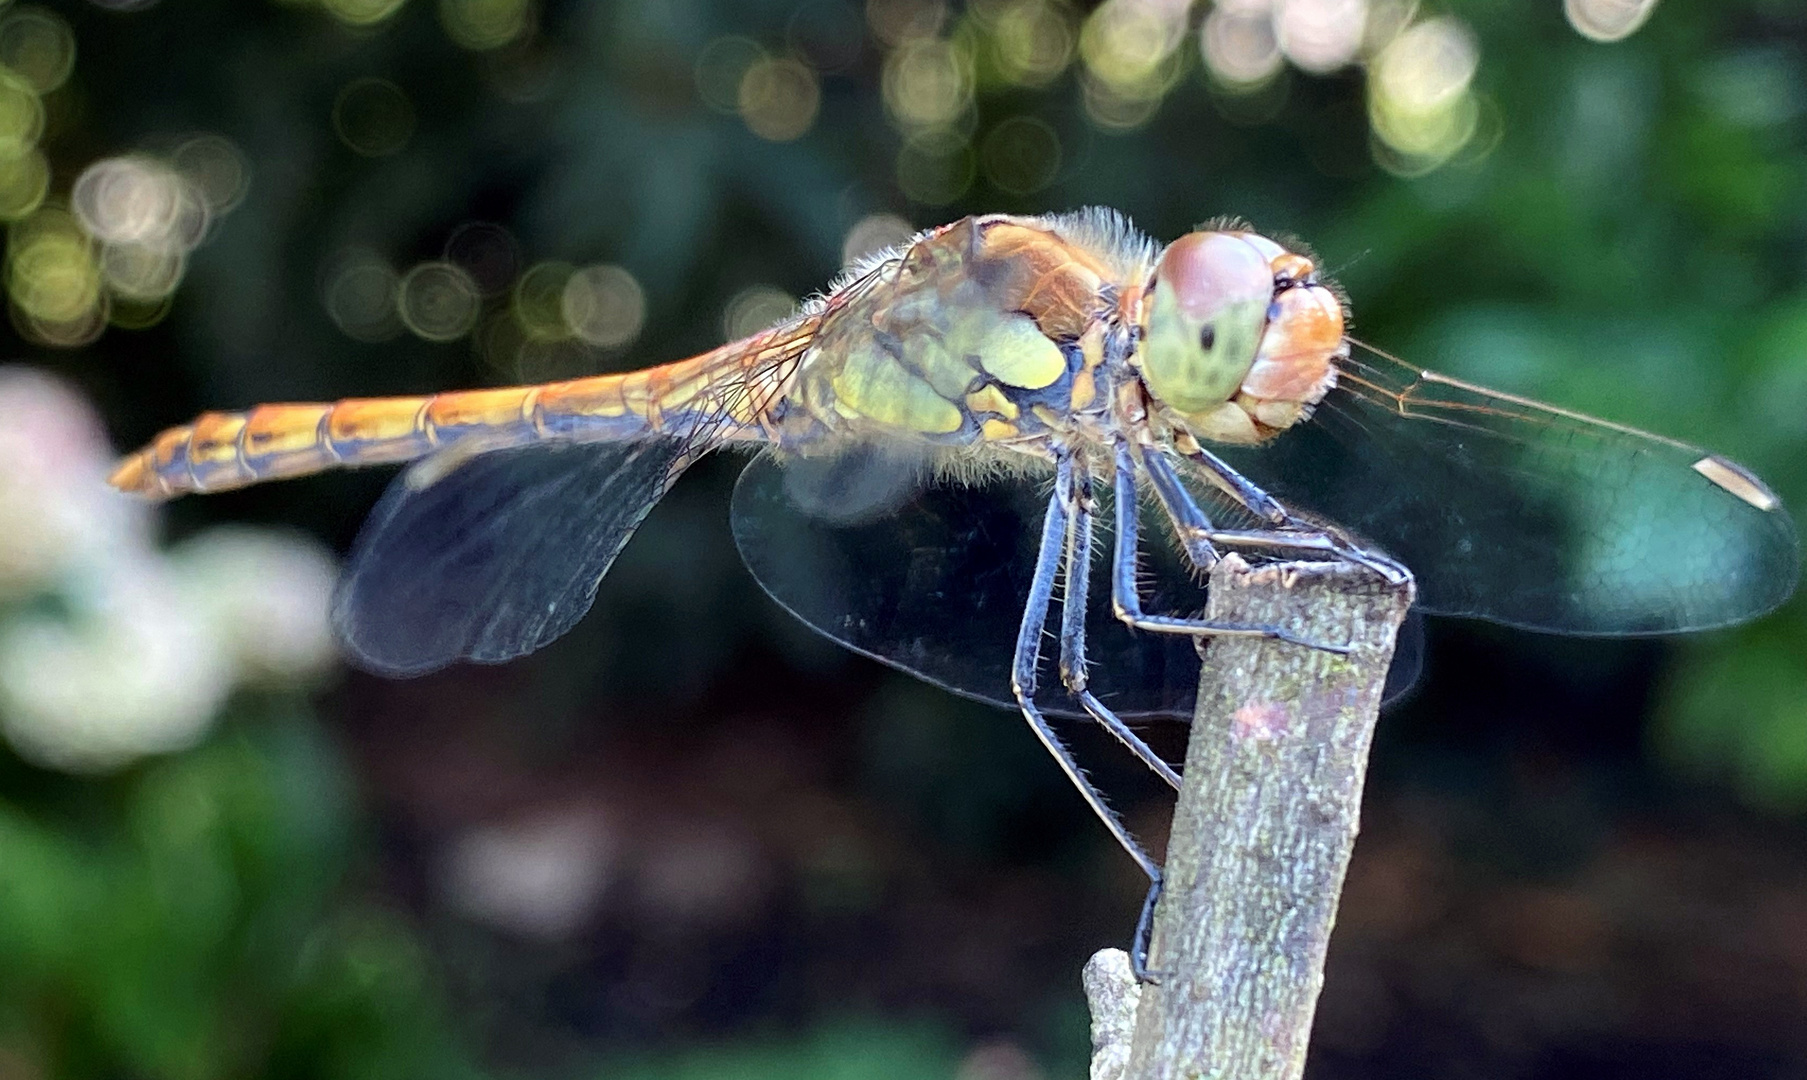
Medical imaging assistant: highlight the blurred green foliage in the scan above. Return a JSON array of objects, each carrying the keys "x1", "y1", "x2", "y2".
[
  {"x1": 598, "y1": 1023, "x2": 959, "y2": 1080},
  {"x1": 0, "y1": 701, "x2": 485, "y2": 1080}
]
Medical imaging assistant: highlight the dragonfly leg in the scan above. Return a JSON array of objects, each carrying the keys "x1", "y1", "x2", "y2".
[
  {"x1": 1137, "y1": 449, "x2": 1219, "y2": 571},
  {"x1": 1169, "y1": 447, "x2": 1411, "y2": 585},
  {"x1": 1132, "y1": 873, "x2": 1165, "y2": 984},
  {"x1": 1182, "y1": 444, "x2": 1288, "y2": 524},
  {"x1": 1056, "y1": 464, "x2": 1182, "y2": 793},
  {"x1": 1189, "y1": 526, "x2": 1411, "y2": 585},
  {"x1": 1112, "y1": 443, "x2": 1349, "y2": 652},
  {"x1": 1014, "y1": 453, "x2": 1164, "y2": 889}
]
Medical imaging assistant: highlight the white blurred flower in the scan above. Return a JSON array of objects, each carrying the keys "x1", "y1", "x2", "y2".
[
  {"x1": 168, "y1": 526, "x2": 339, "y2": 684},
  {"x1": 441, "y1": 808, "x2": 618, "y2": 939},
  {"x1": 0, "y1": 367, "x2": 149, "y2": 599},
  {"x1": 0, "y1": 555, "x2": 231, "y2": 773},
  {"x1": 0, "y1": 370, "x2": 340, "y2": 774}
]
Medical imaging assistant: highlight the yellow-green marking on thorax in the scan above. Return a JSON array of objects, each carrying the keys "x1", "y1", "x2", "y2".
[
  {"x1": 953, "y1": 309, "x2": 1066, "y2": 390},
  {"x1": 830, "y1": 345, "x2": 966, "y2": 434},
  {"x1": 827, "y1": 290, "x2": 1066, "y2": 437}
]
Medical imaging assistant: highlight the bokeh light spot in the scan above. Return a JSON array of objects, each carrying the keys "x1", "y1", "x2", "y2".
[
  {"x1": 866, "y1": 0, "x2": 947, "y2": 47},
  {"x1": 98, "y1": 241, "x2": 185, "y2": 301},
  {"x1": 9, "y1": 210, "x2": 98, "y2": 322},
  {"x1": 16, "y1": 297, "x2": 109, "y2": 347},
  {"x1": 0, "y1": 68, "x2": 45, "y2": 155},
  {"x1": 1079, "y1": 0, "x2": 1187, "y2": 98},
  {"x1": 979, "y1": 115, "x2": 1061, "y2": 194},
  {"x1": 476, "y1": 307, "x2": 528, "y2": 376},
  {"x1": 332, "y1": 78, "x2": 416, "y2": 157},
  {"x1": 1362, "y1": 0, "x2": 1419, "y2": 54},
  {"x1": 883, "y1": 38, "x2": 974, "y2": 130},
  {"x1": 321, "y1": 0, "x2": 408, "y2": 28},
  {"x1": 560, "y1": 264, "x2": 645, "y2": 348},
  {"x1": 1369, "y1": 15, "x2": 1480, "y2": 173},
  {"x1": 171, "y1": 135, "x2": 251, "y2": 216},
  {"x1": 722, "y1": 285, "x2": 795, "y2": 342},
  {"x1": 108, "y1": 293, "x2": 174, "y2": 330},
  {"x1": 0, "y1": 148, "x2": 48, "y2": 221},
  {"x1": 841, "y1": 212, "x2": 914, "y2": 267},
  {"x1": 322, "y1": 248, "x2": 403, "y2": 343},
  {"x1": 0, "y1": 7, "x2": 77, "y2": 95},
  {"x1": 696, "y1": 36, "x2": 766, "y2": 114},
  {"x1": 1080, "y1": 77, "x2": 1162, "y2": 131},
  {"x1": 1210, "y1": 67, "x2": 1290, "y2": 126},
  {"x1": 71, "y1": 155, "x2": 208, "y2": 253},
  {"x1": 397, "y1": 261, "x2": 482, "y2": 342},
  {"x1": 484, "y1": 303, "x2": 589, "y2": 381},
  {"x1": 514, "y1": 337, "x2": 590, "y2": 383},
  {"x1": 896, "y1": 132, "x2": 974, "y2": 204},
  {"x1": 787, "y1": 1, "x2": 865, "y2": 74},
  {"x1": 1372, "y1": 16, "x2": 1479, "y2": 124},
  {"x1": 988, "y1": 0, "x2": 1074, "y2": 89},
  {"x1": 1200, "y1": 6, "x2": 1283, "y2": 89},
  {"x1": 1565, "y1": 0, "x2": 1659, "y2": 43},
  {"x1": 738, "y1": 56, "x2": 820, "y2": 142},
  {"x1": 7, "y1": 207, "x2": 106, "y2": 346},
  {"x1": 513, "y1": 260, "x2": 575, "y2": 340},
  {"x1": 1274, "y1": 0, "x2": 1367, "y2": 75},
  {"x1": 439, "y1": 0, "x2": 533, "y2": 52},
  {"x1": 444, "y1": 221, "x2": 521, "y2": 298}
]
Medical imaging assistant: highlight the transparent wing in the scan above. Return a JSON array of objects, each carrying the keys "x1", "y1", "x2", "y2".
[
  {"x1": 734, "y1": 449, "x2": 1235, "y2": 721},
  {"x1": 1207, "y1": 340, "x2": 1799, "y2": 634},
  {"x1": 335, "y1": 437, "x2": 689, "y2": 675}
]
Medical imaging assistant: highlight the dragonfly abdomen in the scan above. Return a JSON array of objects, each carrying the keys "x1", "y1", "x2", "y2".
[
  {"x1": 111, "y1": 391, "x2": 504, "y2": 498},
  {"x1": 110, "y1": 378, "x2": 681, "y2": 499},
  {"x1": 109, "y1": 336, "x2": 800, "y2": 499}
]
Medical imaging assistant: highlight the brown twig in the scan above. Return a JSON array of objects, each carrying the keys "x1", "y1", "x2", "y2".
[{"x1": 1086, "y1": 553, "x2": 1414, "y2": 1080}]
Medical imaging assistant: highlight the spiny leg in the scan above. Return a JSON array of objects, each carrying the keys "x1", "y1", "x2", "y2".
[
  {"x1": 1148, "y1": 446, "x2": 1410, "y2": 585},
  {"x1": 1012, "y1": 452, "x2": 1162, "y2": 885},
  {"x1": 1042, "y1": 455, "x2": 1176, "y2": 982},
  {"x1": 1111, "y1": 442, "x2": 1344, "y2": 651},
  {"x1": 1019, "y1": 455, "x2": 1172, "y2": 981},
  {"x1": 1107, "y1": 443, "x2": 1347, "y2": 980},
  {"x1": 1055, "y1": 463, "x2": 1182, "y2": 793},
  {"x1": 1139, "y1": 444, "x2": 1218, "y2": 570},
  {"x1": 1183, "y1": 444, "x2": 1287, "y2": 524}
]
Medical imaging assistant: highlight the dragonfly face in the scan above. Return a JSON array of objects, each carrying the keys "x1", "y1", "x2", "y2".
[
  {"x1": 111, "y1": 209, "x2": 1798, "y2": 963},
  {"x1": 1135, "y1": 230, "x2": 1342, "y2": 449}
]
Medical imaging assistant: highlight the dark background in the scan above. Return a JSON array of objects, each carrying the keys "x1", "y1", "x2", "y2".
[{"x1": 3, "y1": 0, "x2": 1806, "y2": 1077}]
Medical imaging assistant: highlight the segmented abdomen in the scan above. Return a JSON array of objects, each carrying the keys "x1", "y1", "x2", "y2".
[{"x1": 110, "y1": 328, "x2": 807, "y2": 499}]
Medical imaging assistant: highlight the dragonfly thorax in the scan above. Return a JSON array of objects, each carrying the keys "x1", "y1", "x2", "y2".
[{"x1": 1135, "y1": 230, "x2": 1344, "y2": 448}]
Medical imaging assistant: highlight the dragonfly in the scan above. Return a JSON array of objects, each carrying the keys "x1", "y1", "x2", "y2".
[{"x1": 114, "y1": 208, "x2": 1798, "y2": 967}]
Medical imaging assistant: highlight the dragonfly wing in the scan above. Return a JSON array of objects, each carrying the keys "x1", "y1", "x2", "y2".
[
  {"x1": 335, "y1": 437, "x2": 689, "y2": 675},
  {"x1": 731, "y1": 449, "x2": 1210, "y2": 721},
  {"x1": 1383, "y1": 610, "x2": 1424, "y2": 704},
  {"x1": 1208, "y1": 342, "x2": 1800, "y2": 634}
]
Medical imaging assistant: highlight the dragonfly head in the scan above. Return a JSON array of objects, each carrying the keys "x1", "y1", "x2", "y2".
[{"x1": 1137, "y1": 230, "x2": 1344, "y2": 445}]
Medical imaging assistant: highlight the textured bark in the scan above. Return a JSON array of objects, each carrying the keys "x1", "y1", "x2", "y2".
[
  {"x1": 1084, "y1": 949, "x2": 1143, "y2": 1080},
  {"x1": 1119, "y1": 554, "x2": 1415, "y2": 1080}
]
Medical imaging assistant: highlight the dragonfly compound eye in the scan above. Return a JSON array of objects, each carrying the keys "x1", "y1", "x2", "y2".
[
  {"x1": 1139, "y1": 231, "x2": 1274, "y2": 421},
  {"x1": 1234, "y1": 282, "x2": 1343, "y2": 434}
]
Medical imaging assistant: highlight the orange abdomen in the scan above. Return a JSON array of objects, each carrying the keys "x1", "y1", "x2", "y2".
[{"x1": 109, "y1": 325, "x2": 809, "y2": 499}]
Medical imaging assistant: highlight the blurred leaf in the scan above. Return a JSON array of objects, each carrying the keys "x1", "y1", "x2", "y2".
[{"x1": 598, "y1": 1020, "x2": 960, "y2": 1080}]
